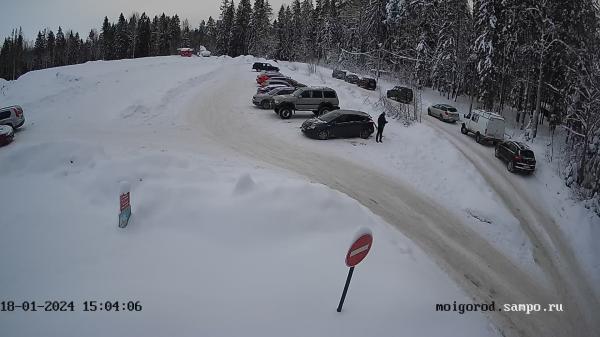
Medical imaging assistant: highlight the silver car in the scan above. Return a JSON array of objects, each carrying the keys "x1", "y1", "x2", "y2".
[
  {"x1": 0, "y1": 105, "x2": 25, "y2": 129},
  {"x1": 428, "y1": 104, "x2": 460, "y2": 122},
  {"x1": 252, "y1": 86, "x2": 295, "y2": 109}
]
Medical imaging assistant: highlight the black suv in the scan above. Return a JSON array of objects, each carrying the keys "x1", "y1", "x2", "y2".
[
  {"x1": 357, "y1": 77, "x2": 377, "y2": 90},
  {"x1": 332, "y1": 69, "x2": 347, "y2": 80},
  {"x1": 387, "y1": 86, "x2": 414, "y2": 104},
  {"x1": 252, "y1": 62, "x2": 279, "y2": 72},
  {"x1": 495, "y1": 141, "x2": 536, "y2": 174},
  {"x1": 301, "y1": 110, "x2": 375, "y2": 140}
]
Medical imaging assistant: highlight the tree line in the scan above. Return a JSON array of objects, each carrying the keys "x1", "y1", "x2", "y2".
[{"x1": 1, "y1": 0, "x2": 599, "y2": 210}]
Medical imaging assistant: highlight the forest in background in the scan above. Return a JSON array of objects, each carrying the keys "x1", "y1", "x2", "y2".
[{"x1": 1, "y1": 0, "x2": 600, "y2": 212}]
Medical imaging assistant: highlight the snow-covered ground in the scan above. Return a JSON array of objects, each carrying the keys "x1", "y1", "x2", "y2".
[{"x1": 0, "y1": 56, "x2": 500, "y2": 336}]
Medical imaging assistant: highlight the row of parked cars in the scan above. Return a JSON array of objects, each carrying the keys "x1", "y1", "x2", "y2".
[
  {"x1": 427, "y1": 102, "x2": 536, "y2": 174},
  {"x1": 332, "y1": 69, "x2": 416, "y2": 105},
  {"x1": 252, "y1": 62, "x2": 537, "y2": 173},
  {"x1": 251, "y1": 62, "x2": 376, "y2": 140},
  {"x1": 0, "y1": 105, "x2": 25, "y2": 146},
  {"x1": 331, "y1": 70, "x2": 377, "y2": 91}
]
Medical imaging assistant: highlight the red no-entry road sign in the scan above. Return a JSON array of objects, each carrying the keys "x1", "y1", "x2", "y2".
[
  {"x1": 337, "y1": 228, "x2": 373, "y2": 312},
  {"x1": 345, "y1": 233, "x2": 373, "y2": 267}
]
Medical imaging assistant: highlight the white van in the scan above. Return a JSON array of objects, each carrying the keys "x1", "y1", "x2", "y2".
[{"x1": 461, "y1": 109, "x2": 505, "y2": 144}]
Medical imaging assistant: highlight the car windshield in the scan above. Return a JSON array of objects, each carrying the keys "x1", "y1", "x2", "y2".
[
  {"x1": 292, "y1": 89, "x2": 303, "y2": 97},
  {"x1": 521, "y1": 150, "x2": 535, "y2": 158},
  {"x1": 319, "y1": 111, "x2": 341, "y2": 122}
]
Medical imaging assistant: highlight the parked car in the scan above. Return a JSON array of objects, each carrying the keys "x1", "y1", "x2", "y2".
[
  {"x1": 273, "y1": 87, "x2": 340, "y2": 119},
  {"x1": 253, "y1": 87, "x2": 296, "y2": 109},
  {"x1": 0, "y1": 125, "x2": 14, "y2": 146},
  {"x1": 428, "y1": 104, "x2": 460, "y2": 122},
  {"x1": 258, "y1": 76, "x2": 288, "y2": 85},
  {"x1": 0, "y1": 105, "x2": 25, "y2": 129},
  {"x1": 461, "y1": 110, "x2": 505, "y2": 144},
  {"x1": 495, "y1": 141, "x2": 536, "y2": 174},
  {"x1": 252, "y1": 62, "x2": 279, "y2": 72},
  {"x1": 357, "y1": 77, "x2": 377, "y2": 90},
  {"x1": 345, "y1": 74, "x2": 359, "y2": 84},
  {"x1": 332, "y1": 69, "x2": 347, "y2": 80},
  {"x1": 387, "y1": 86, "x2": 413, "y2": 104},
  {"x1": 256, "y1": 73, "x2": 282, "y2": 84},
  {"x1": 257, "y1": 84, "x2": 290, "y2": 94},
  {"x1": 262, "y1": 78, "x2": 305, "y2": 89},
  {"x1": 301, "y1": 110, "x2": 375, "y2": 140}
]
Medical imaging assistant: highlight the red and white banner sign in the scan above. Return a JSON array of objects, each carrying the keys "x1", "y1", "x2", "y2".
[
  {"x1": 120, "y1": 192, "x2": 130, "y2": 212},
  {"x1": 345, "y1": 229, "x2": 373, "y2": 267}
]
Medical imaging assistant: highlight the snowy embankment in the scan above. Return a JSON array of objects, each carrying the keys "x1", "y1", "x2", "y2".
[
  {"x1": 256, "y1": 60, "x2": 599, "y2": 294},
  {"x1": 0, "y1": 56, "x2": 498, "y2": 336}
]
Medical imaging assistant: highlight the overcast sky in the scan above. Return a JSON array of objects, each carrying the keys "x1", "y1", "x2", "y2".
[{"x1": 0, "y1": 0, "x2": 287, "y2": 40}]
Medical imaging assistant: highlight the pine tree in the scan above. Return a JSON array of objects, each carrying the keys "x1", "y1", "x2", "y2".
[
  {"x1": 230, "y1": 0, "x2": 253, "y2": 56},
  {"x1": 169, "y1": 15, "x2": 182, "y2": 53},
  {"x1": 114, "y1": 13, "x2": 130, "y2": 59},
  {"x1": 101, "y1": 17, "x2": 115, "y2": 60},
  {"x1": 33, "y1": 31, "x2": 46, "y2": 69},
  {"x1": 46, "y1": 30, "x2": 56, "y2": 66},
  {"x1": 55, "y1": 26, "x2": 67, "y2": 66},
  {"x1": 472, "y1": 0, "x2": 504, "y2": 110},
  {"x1": 134, "y1": 14, "x2": 150, "y2": 58},
  {"x1": 217, "y1": 0, "x2": 236, "y2": 55}
]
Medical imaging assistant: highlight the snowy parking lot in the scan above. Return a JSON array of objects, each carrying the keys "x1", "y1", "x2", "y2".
[{"x1": 0, "y1": 55, "x2": 598, "y2": 337}]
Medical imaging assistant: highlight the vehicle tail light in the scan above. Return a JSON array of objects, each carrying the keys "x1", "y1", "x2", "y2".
[
  {"x1": 514, "y1": 156, "x2": 523, "y2": 161},
  {"x1": 15, "y1": 108, "x2": 23, "y2": 118}
]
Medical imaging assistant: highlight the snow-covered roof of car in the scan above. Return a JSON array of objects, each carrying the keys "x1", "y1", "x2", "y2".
[{"x1": 473, "y1": 109, "x2": 504, "y2": 119}]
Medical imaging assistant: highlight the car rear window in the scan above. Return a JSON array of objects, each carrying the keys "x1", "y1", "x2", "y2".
[
  {"x1": 521, "y1": 150, "x2": 535, "y2": 158},
  {"x1": 324, "y1": 91, "x2": 336, "y2": 98}
]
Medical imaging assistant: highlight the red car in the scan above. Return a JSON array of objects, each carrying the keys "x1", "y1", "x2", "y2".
[
  {"x1": 256, "y1": 74, "x2": 270, "y2": 84},
  {"x1": 0, "y1": 125, "x2": 14, "y2": 146}
]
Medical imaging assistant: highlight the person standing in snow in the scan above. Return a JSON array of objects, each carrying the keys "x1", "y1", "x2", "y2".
[{"x1": 376, "y1": 112, "x2": 388, "y2": 143}]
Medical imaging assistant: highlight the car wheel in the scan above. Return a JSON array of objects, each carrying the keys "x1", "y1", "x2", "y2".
[
  {"x1": 359, "y1": 128, "x2": 371, "y2": 139},
  {"x1": 261, "y1": 100, "x2": 271, "y2": 109},
  {"x1": 507, "y1": 161, "x2": 515, "y2": 173},
  {"x1": 475, "y1": 133, "x2": 482, "y2": 143},
  {"x1": 280, "y1": 108, "x2": 292, "y2": 119},
  {"x1": 427, "y1": 108, "x2": 432, "y2": 116},
  {"x1": 461, "y1": 124, "x2": 468, "y2": 135},
  {"x1": 318, "y1": 106, "x2": 330, "y2": 115},
  {"x1": 495, "y1": 147, "x2": 500, "y2": 158},
  {"x1": 318, "y1": 130, "x2": 329, "y2": 140}
]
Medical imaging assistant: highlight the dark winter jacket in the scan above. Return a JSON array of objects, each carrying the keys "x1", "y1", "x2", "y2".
[{"x1": 378, "y1": 113, "x2": 388, "y2": 128}]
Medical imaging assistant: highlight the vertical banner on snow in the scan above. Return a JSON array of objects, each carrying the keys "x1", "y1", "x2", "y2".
[{"x1": 119, "y1": 181, "x2": 132, "y2": 228}]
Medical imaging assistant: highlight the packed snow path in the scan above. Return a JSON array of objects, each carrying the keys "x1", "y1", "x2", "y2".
[{"x1": 186, "y1": 62, "x2": 598, "y2": 337}]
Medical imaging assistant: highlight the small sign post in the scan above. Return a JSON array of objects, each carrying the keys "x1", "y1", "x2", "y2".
[
  {"x1": 119, "y1": 181, "x2": 131, "y2": 228},
  {"x1": 337, "y1": 228, "x2": 373, "y2": 312}
]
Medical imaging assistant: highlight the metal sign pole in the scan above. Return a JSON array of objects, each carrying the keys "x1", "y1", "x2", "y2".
[{"x1": 336, "y1": 266, "x2": 355, "y2": 312}]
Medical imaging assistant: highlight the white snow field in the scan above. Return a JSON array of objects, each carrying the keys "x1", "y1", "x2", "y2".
[{"x1": 0, "y1": 56, "x2": 500, "y2": 337}]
